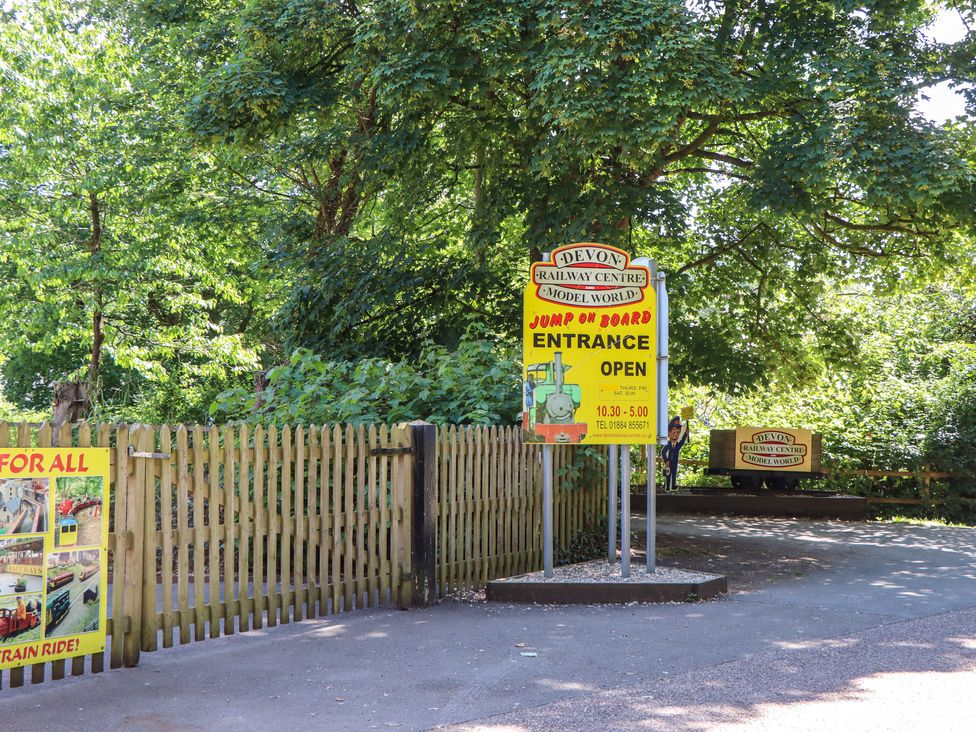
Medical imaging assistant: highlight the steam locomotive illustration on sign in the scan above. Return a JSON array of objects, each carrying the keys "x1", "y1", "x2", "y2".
[{"x1": 523, "y1": 352, "x2": 587, "y2": 443}]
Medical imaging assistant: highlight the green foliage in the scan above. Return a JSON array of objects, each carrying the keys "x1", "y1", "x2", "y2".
[
  {"x1": 212, "y1": 337, "x2": 521, "y2": 426},
  {"x1": 275, "y1": 235, "x2": 521, "y2": 359},
  {"x1": 1, "y1": 344, "x2": 142, "y2": 412},
  {"x1": 56, "y1": 476, "x2": 103, "y2": 501},
  {"x1": 145, "y1": 0, "x2": 976, "y2": 390},
  {"x1": 0, "y1": 0, "x2": 272, "y2": 421},
  {"x1": 556, "y1": 516, "x2": 610, "y2": 567},
  {"x1": 0, "y1": 392, "x2": 47, "y2": 423},
  {"x1": 669, "y1": 283, "x2": 976, "y2": 524},
  {"x1": 557, "y1": 445, "x2": 607, "y2": 493},
  {"x1": 1, "y1": 0, "x2": 975, "y2": 500}
]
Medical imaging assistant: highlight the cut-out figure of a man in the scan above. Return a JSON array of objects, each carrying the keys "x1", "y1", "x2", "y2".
[{"x1": 660, "y1": 416, "x2": 688, "y2": 492}]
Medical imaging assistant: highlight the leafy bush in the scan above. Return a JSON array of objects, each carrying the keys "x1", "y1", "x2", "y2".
[
  {"x1": 212, "y1": 337, "x2": 521, "y2": 426},
  {"x1": 556, "y1": 517, "x2": 610, "y2": 566},
  {"x1": 557, "y1": 445, "x2": 607, "y2": 492}
]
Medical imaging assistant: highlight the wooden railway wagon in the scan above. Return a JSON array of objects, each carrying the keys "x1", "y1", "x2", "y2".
[{"x1": 707, "y1": 427, "x2": 824, "y2": 491}]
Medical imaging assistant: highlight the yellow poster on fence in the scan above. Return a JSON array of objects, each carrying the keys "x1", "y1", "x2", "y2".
[
  {"x1": 522, "y1": 243, "x2": 656, "y2": 444},
  {"x1": 0, "y1": 448, "x2": 109, "y2": 669}
]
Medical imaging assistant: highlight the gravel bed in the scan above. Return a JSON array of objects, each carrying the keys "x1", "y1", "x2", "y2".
[{"x1": 498, "y1": 559, "x2": 721, "y2": 584}]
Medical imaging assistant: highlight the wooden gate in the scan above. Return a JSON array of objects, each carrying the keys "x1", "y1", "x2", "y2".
[
  {"x1": 0, "y1": 421, "x2": 414, "y2": 689},
  {"x1": 0, "y1": 421, "x2": 603, "y2": 690}
]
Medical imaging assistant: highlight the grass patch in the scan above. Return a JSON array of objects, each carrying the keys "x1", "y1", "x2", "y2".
[{"x1": 875, "y1": 515, "x2": 976, "y2": 529}]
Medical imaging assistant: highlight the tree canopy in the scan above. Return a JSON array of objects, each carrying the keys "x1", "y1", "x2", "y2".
[
  {"x1": 0, "y1": 0, "x2": 272, "y2": 419},
  {"x1": 0, "y1": 0, "x2": 974, "y2": 478},
  {"x1": 168, "y1": 0, "x2": 976, "y2": 382}
]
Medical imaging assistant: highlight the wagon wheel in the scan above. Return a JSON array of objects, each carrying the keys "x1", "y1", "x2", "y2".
[
  {"x1": 730, "y1": 475, "x2": 762, "y2": 491},
  {"x1": 765, "y1": 476, "x2": 799, "y2": 491}
]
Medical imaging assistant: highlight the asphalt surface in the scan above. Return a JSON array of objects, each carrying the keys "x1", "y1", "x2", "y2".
[{"x1": 1, "y1": 515, "x2": 974, "y2": 731}]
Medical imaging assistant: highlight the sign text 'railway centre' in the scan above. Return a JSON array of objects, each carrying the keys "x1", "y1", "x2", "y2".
[
  {"x1": 735, "y1": 429, "x2": 811, "y2": 470},
  {"x1": 532, "y1": 244, "x2": 650, "y2": 307}
]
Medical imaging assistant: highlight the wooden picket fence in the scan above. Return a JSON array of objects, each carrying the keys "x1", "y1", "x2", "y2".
[
  {"x1": 0, "y1": 421, "x2": 604, "y2": 690},
  {"x1": 435, "y1": 426, "x2": 604, "y2": 593}
]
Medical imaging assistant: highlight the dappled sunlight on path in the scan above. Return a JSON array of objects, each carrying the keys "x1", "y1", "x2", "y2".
[
  {"x1": 451, "y1": 608, "x2": 976, "y2": 732},
  {"x1": 664, "y1": 515, "x2": 976, "y2": 560},
  {"x1": 2, "y1": 515, "x2": 974, "y2": 731}
]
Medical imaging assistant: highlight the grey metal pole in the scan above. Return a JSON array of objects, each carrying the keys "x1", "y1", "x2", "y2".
[
  {"x1": 620, "y1": 446, "x2": 631, "y2": 578},
  {"x1": 647, "y1": 444, "x2": 656, "y2": 572},
  {"x1": 608, "y1": 444, "x2": 618, "y2": 562},
  {"x1": 653, "y1": 270, "x2": 668, "y2": 574},
  {"x1": 543, "y1": 443, "x2": 554, "y2": 577}
]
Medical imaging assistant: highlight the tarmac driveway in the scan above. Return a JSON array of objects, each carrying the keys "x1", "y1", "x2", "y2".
[{"x1": 1, "y1": 515, "x2": 974, "y2": 731}]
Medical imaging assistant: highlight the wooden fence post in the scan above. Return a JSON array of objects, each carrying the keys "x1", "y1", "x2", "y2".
[
  {"x1": 391, "y1": 425, "x2": 408, "y2": 609},
  {"x1": 409, "y1": 421, "x2": 437, "y2": 607},
  {"x1": 142, "y1": 425, "x2": 160, "y2": 653},
  {"x1": 122, "y1": 426, "x2": 147, "y2": 667}
]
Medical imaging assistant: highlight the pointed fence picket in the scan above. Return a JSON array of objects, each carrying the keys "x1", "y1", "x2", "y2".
[{"x1": 432, "y1": 426, "x2": 604, "y2": 593}]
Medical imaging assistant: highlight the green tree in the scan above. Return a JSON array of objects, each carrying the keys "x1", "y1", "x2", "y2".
[
  {"x1": 674, "y1": 283, "x2": 976, "y2": 480},
  {"x1": 142, "y1": 0, "x2": 975, "y2": 389},
  {"x1": 0, "y1": 0, "x2": 270, "y2": 418}
]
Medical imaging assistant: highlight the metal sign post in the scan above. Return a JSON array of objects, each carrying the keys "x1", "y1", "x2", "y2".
[
  {"x1": 620, "y1": 446, "x2": 631, "y2": 578},
  {"x1": 608, "y1": 444, "x2": 618, "y2": 562},
  {"x1": 543, "y1": 444, "x2": 554, "y2": 577},
  {"x1": 646, "y1": 444, "x2": 656, "y2": 572},
  {"x1": 649, "y1": 270, "x2": 669, "y2": 573}
]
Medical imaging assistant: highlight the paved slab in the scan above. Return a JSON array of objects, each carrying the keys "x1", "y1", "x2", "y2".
[{"x1": 0, "y1": 515, "x2": 973, "y2": 731}]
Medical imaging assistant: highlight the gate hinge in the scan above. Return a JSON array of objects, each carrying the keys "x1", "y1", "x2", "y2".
[
  {"x1": 369, "y1": 447, "x2": 414, "y2": 456},
  {"x1": 128, "y1": 446, "x2": 171, "y2": 459}
]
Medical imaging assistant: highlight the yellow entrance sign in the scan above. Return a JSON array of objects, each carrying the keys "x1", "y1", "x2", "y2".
[
  {"x1": 0, "y1": 448, "x2": 110, "y2": 669},
  {"x1": 522, "y1": 243, "x2": 656, "y2": 444}
]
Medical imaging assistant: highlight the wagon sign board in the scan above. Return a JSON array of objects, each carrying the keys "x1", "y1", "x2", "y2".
[
  {"x1": 522, "y1": 243, "x2": 656, "y2": 445},
  {"x1": 734, "y1": 428, "x2": 813, "y2": 472},
  {"x1": 0, "y1": 449, "x2": 109, "y2": 669}
]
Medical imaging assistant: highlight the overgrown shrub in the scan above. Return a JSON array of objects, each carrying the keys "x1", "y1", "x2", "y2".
[
  {"x1": 212, "y1": 337, "x2": 521, "y2": 426},
  {"x1": 556, "y1": 517, "x2": 610, "y2": 566}
]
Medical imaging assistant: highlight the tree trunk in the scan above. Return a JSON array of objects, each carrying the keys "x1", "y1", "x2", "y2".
[
  {"x1": 87, "y1": 191, "x2": 103, "y2": 408},
  {"x1": 52, "y1": 381, "x2": 89, "y2": 426},
  {"x1": 254, "y1": 370, "x2": 268, "y2": 412},
  {"x1": 89, "y1": 308, "x2": 103, "y2": 402}
]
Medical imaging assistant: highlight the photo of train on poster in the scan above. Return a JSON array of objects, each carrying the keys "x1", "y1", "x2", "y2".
[
  {"x1": 523, "y1": 243, "x2": 657, "y2": 445},
  {"x1": 0, "y1": 449, "x2": 109, "y2": 669}
]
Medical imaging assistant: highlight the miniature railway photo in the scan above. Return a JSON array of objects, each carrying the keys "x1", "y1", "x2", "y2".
[
  {"x1": 43, "y1": 549, "x2": 100, "y2": 638},
  {"x1": 0, "y1": 478, "x2": 50, "y2": 536},
  {"x1": 0, "y1": 537, "x2": 45, "y2": 595},
  {"x1": 54, "y1": 476, "x2": 105, "y2": 548},
  {"x1": 0, "y1": 593, "x2": 42, "y2": 644}
]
